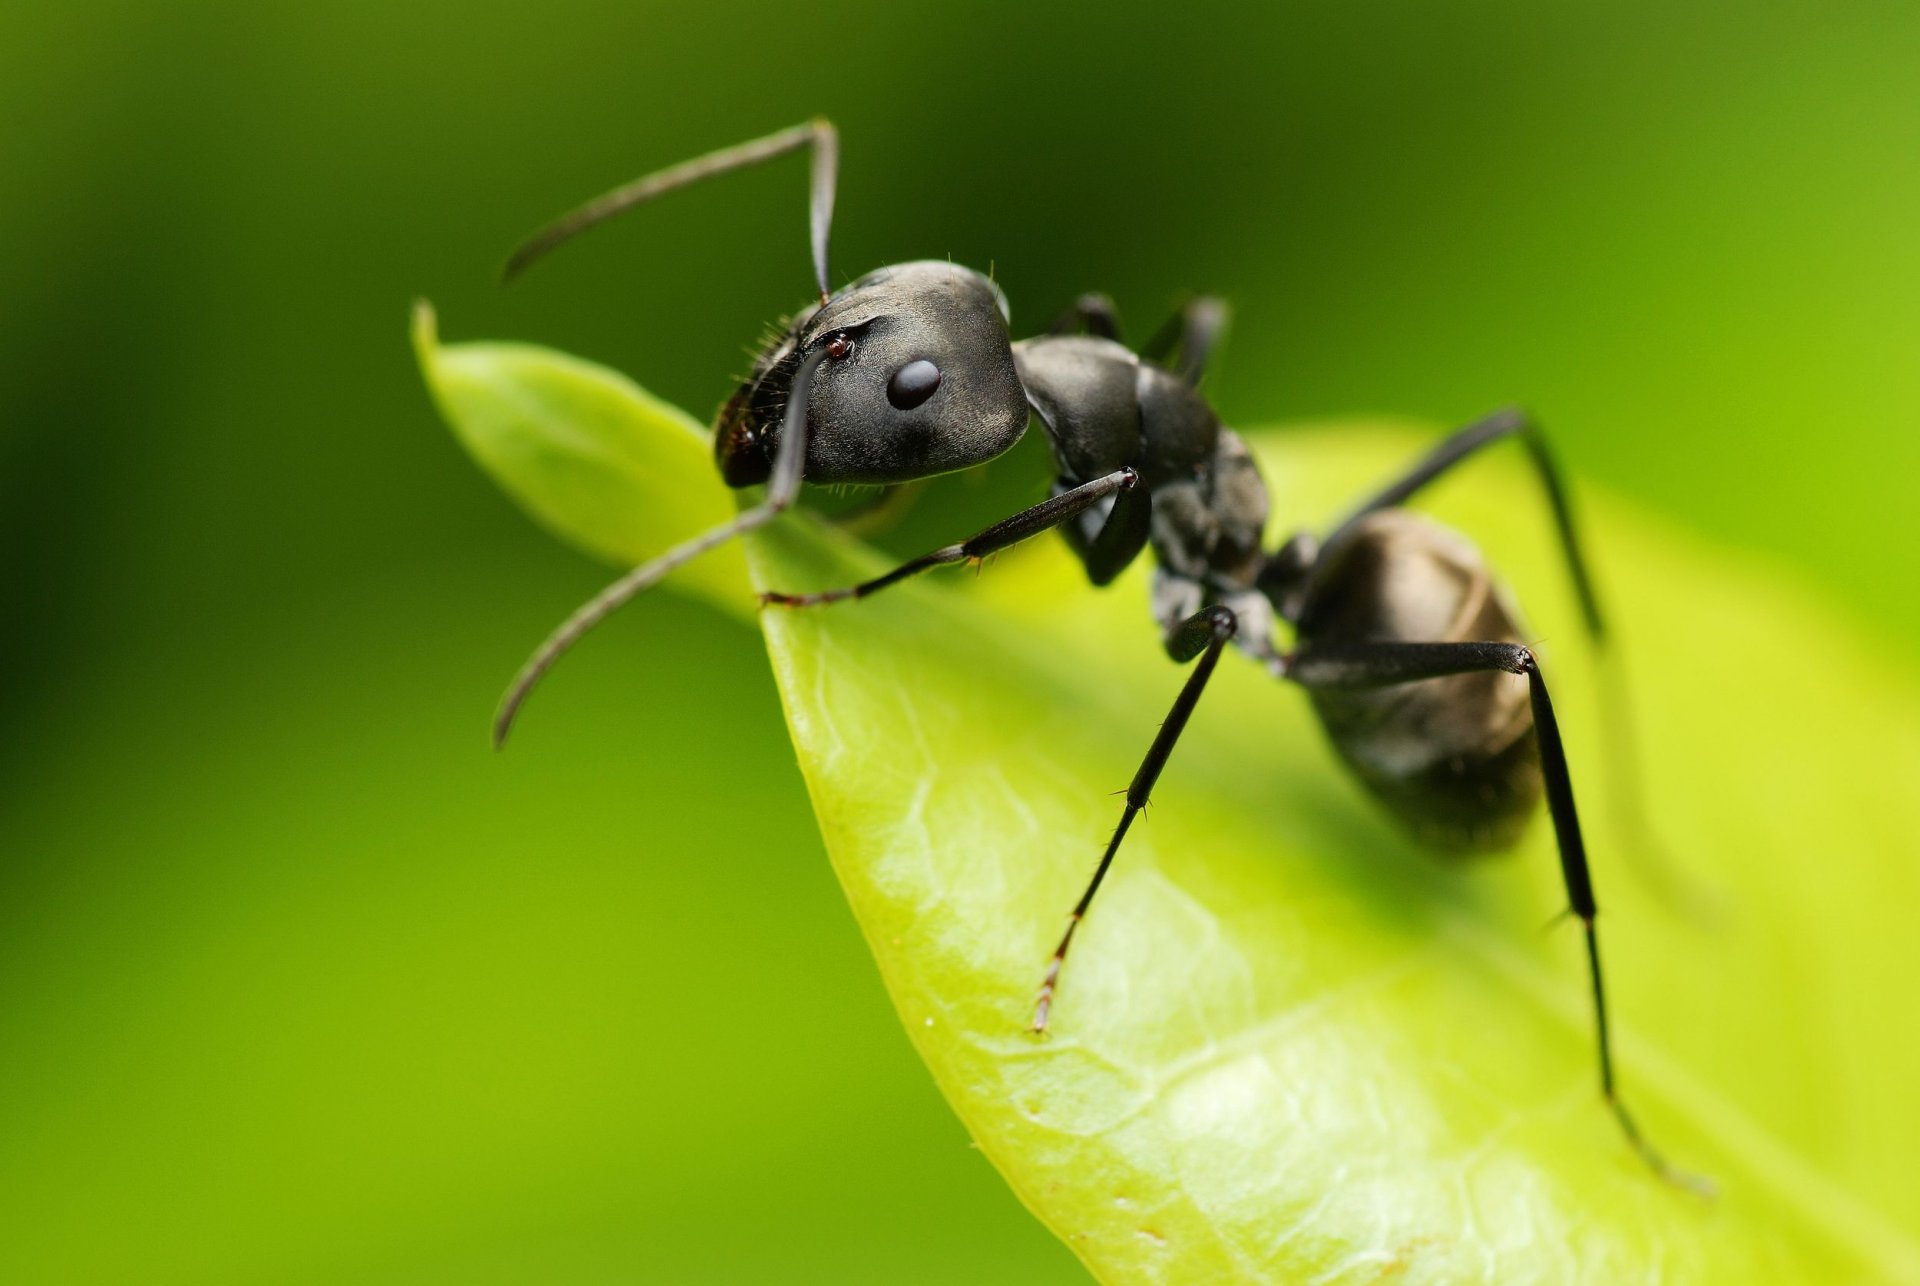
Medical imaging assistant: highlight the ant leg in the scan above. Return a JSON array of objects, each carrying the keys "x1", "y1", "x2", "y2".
[
  {"x1": 761, "y1": 468, "x2": 1140, "y2": 607},
  {"x1": 1049, "y1": 293, "x2": 1123, "y2": 340},
  {"x1": 1323, "y1": 407, "x2": 1601, "y2": 637},
  {"x1": 1322, "y1": 412, "x2": 1715, "y2": 916},
  {"x1": 1140, "y1": 295, "x2": 1229, "y2": 386},
  {"x1": 1034, "y1": 605, "x2": 1238, "y2": 1032},
  {"x1": 504, "y1": 118, "x2": 839, "y2": 301},
  {"x1": 492, "y1": 351, "x2": 828, "y2": 747},
  {"x1": 1288, "y1": 640, "x2": 1712, "y2": 1194}
]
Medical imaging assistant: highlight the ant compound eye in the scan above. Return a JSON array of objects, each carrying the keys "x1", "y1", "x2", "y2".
[
  {"x1": 826, "y1": 334, "x2": 854, "y2": 361},
  {"x1": 886, "y1": 359, "x2": 942, "y2": 410}
]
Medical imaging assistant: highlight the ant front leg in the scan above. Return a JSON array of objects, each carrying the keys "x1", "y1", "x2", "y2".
[
  {"x1": 760, "y1": 468, "x2": 1139, "y2": 607},
  {"x1": 1033, "y1": 604, "x2": 1238, "y2": 1033},
  {"x1": 1287, "y1": 639, "x2": 1713, "y2": 1194}
]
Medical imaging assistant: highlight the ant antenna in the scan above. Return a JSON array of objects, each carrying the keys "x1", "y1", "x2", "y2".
[
  {"x1": 502, "y1": 118, "x2": 839, "y2": 302},
  {"x1": 491, "y1": 350, "x2": 826, "y2": 748}
]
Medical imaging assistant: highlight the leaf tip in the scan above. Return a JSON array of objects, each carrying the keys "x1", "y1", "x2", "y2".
[{"x1": 411, "y1": 298, "x2": 439, "y2": 365}]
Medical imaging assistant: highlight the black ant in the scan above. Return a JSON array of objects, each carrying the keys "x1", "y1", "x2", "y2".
[{"x1": 491, "y1": 119, "x2": 1707, "y2": 1194}]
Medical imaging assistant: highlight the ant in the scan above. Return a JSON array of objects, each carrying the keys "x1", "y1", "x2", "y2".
[{"x1": 491, "y1": 119, "x2": 1707, "y2": 1193}]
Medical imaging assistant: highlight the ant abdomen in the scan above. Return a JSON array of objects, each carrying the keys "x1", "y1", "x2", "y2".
[{"x1": 1296, "y1": 509, "x2": 1544, "y2": 852}]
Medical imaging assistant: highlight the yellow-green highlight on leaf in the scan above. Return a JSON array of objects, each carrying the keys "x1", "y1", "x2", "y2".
[
  {"x1": 412, "y1": 301, "x2": 752, "y2": 617},
  {"x1": 747, "y1": 444, "x2": 1920, "y2": 1283},
  {"x1": 422, "y1": 327, "x2": 1920, "y2": 1283}
]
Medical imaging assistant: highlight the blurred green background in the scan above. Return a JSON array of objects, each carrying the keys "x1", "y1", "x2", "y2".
[{"x1": 3, "y1": 1, "x2": 1917, "y2": 1281}]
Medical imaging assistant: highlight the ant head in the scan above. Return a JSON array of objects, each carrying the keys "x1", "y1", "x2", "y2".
[{"x1": 715, "y1": 261, "x2": 1030, "y2": 486}]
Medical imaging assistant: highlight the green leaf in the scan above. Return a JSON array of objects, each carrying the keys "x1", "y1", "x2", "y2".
[
  {"x1": 412, "y1": 300, "x2": 751, "y2": 615},
  {"x1": 419, "y1": 322, "x2": 1920, "y2": 1282}
]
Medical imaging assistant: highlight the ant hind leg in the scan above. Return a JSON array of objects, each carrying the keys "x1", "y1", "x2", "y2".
[{"x1": 1287, "y1": 638, "x2": 1713, "y2": 1194}]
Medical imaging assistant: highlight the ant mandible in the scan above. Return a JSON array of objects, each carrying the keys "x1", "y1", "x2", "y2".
[{"x1": 491, "y1": 119, "x2": 1706, "y2": 1193}]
